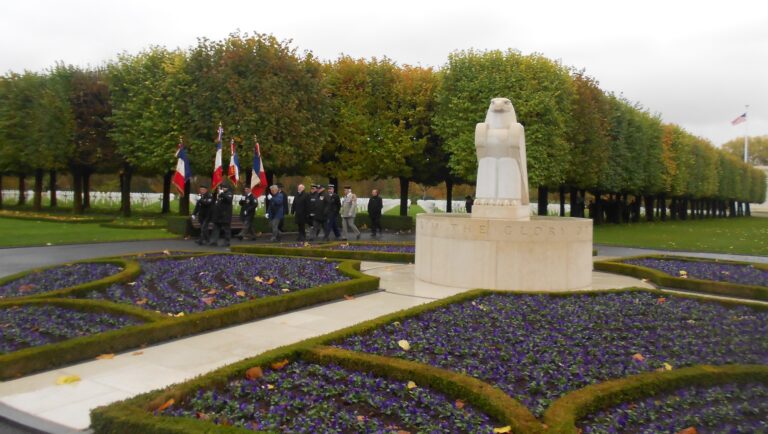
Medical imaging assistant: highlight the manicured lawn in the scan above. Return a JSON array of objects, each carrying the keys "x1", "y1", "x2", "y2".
[
  {"x1": 0, "y1": 217, "x2": 177, "y2": 248},
  {"x1": 593, "y1": 217, "x2": 768, "y2": 255},
  {"x1": 384, "y1": 204, "x2": 425, "y2": 216}
]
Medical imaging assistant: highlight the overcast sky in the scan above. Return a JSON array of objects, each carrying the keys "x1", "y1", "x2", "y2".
[{"x1": 1, "y1": 0, "x2": 765, "y2": 147}]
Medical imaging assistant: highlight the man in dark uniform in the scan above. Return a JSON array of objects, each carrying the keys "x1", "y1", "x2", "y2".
[
  {"x1": 310, "y1": 184, "x2": 327, "y2": 241},
  {"x1": 238, "y1": 186, "x2": 258, "y2": 240},
  {"x1": 324, "y1": 184, "x2": 342, "y2": 241},
  {"x1": 291, "y1": 183, "x2": 310, "y2": 241},
  {"x1": 192, "y1": 185, "x2": 214, "y2": 245},
  {"x1": 367, "y1": 188, "x2": 383, "y2": 237},
  {"x1": 209, "y1": 182, "x2": 234, "y2": 247},
  {"x1": 267, "y1": 185, "x2": 285, "y2": 242},
  {"x1": 277, "y1": 183, "x2": 289, "y2": 233}
]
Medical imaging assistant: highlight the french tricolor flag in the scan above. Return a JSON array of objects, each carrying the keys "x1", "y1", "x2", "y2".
[
  {"x1": 211, "y1": 123, "x2": 224, "y2": 189},
  {"x1": 172, "y1": 141, "x2": 191, "y2": 196},
  {"x1": 228, "y1": 138, "x2": 240, "y2": 185},
  {"x1": 251, "y1": 138, "x2": 268, "y2": 197}
]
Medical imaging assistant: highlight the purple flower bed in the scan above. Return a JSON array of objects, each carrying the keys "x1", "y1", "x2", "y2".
[
  {"x1": 79, "y1": 255, "x2": 349, "y2": 314},
  {"x1": 0, "y1": 305, "x2": 143, "y2": 354},
  {"x1": 327, "y1": 244, "x2": 415, "y2": 254},
  {"x1": 623, "y1": 257, "x2": 768, "y2": 287},
  {"x1": 167, "y1": 360, "x2": 499, "y2": 433},
  {"x1": 578, "y1": 382, "x2": 768, "y2": 433},
  {"x1": 335, "y1": 292, "x2": 768, "y2": 416},
  {"x1": 0, "y1": 263, "x2": 124, "y2": 299}
]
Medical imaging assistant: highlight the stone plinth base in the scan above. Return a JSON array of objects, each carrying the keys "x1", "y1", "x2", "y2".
[
  {"x1": 471, "y1": 203, "x2": 530, "y2": 220},
  {"x1": 415, "y1": 214, "x2": 593, "y2": 291}
]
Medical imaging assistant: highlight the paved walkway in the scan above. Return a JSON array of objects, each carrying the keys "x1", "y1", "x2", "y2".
[{"x1": 0, "y1": 238, "x2": 764, "y2": 433}]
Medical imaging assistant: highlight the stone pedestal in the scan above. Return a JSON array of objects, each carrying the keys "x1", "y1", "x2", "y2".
[{"x1": 415, "y1": 214, "x2": 593, "y2": 291}]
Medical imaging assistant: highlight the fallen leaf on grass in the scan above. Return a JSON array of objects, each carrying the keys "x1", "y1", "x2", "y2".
[
  {"x1": 156, "y1": 398, "x2": 175, "y2": 412},
  {"x1": 245, "y1": 366, "x2": 263, "y2": 380},
  {"x1": 271, "y1": 359, "x2": 289, "y2": 370},
  {"x1": 281, "y1": 288, "x2": 290, "y2": 293},
  {"x1": 96, "y1": 353, "x2": 115, "y2": 360},
  {"x1": 662, "y1": 362, "x2": 673, "y2": 371},
  {"x1": 174, "y1": 312, "x2": 185, "y2": 317},
  {"x1": 196, "y1": 412, "x2": 209, "y2": 420},
  {"x1": 55, "y1": 375, "x2": 81, "y2": 385},
  {"x1": 162, "y1": 250, "x2": 171, "y2": 256},
  {"x1": 493, "y1": 426, "x2": 512, "y2": 433},
  {"x1": 135, "y1": 298, "x2": 148, "y2": 305}
]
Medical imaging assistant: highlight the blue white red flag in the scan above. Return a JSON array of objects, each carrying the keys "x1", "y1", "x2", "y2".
[
  {"x1": 251, "y1": 139, "x2": 268, "y2": 197},
  {"x1": 228, "y1": 138, "x2": 240, "y2": 185},
  {"x1": 731, "y1": 113, "x2": 747, "y2": 125},
  {"x1": 172, "y1": 141, "x2": 191, "y2": 196},
  {"x1": 212, "y1": 124, "x2": 224, "y2": 189}
]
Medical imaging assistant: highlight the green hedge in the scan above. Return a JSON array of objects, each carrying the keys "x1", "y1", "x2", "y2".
[
  {"x1": 0, "y1": 210, "x2": 112, "y2": 223},
  {"x1": 0, "y1": 253, "x2": 379, "y2": 379},
  {"x1": 0, "y1": 258, "x2": 141, "y2": 300},
  {"x1": 167, "y1": 213, "x2": 414, "y2": 236},
  {"x1": 594, "y1": 255, "x2": 768, "y2": 301},
  {"x1": 543, "y1": 364, "x2": 768, "y2": 434},
  {"x1": 232, "y1": 241, "x2": 415, "y2": 263},
  {"x1": 90, "y1": 287, "x2": 768, "y2": 433}
]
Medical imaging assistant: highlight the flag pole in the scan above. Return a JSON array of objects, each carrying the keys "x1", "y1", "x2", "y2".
[{"x1": 744, "y1": 104, "x2": 749, "y2": 163}]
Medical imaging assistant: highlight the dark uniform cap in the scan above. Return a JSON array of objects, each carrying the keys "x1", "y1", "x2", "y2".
[{"x1": 327, "y1": 184, "x2": 335, "y2": 188}]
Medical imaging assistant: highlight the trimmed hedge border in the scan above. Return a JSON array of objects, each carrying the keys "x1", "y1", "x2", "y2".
[
  {"x1": 0, "y1": 210, "x2": 112, "y2": 224},
  {"x1": 0, "y1": 253, "x2": 379, "y2": 380},
  {"x1": 0, "y1": 258, "x2": 140, "y2": 300},
  {"x1": 90, "y1": 287, "x2": 768, "y2": 433},
  {"x1": 232, "y1": 241, "x2": 415, "y2": 263},
  {"x1": 594, "y1": 255, "x2": 768, "y2": 301},
  {"x1": 543, "y1": 364, "x2": 768, "y2": 434}
]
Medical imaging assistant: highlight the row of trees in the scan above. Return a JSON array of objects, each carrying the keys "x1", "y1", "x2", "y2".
[{"x1": 0, "y1": 32, "x2": 764, "y2": 221}]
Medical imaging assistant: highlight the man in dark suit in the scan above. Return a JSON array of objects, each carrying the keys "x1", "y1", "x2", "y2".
[
  {"x1": 291, "y1": 183, "x2": 311, "y2": 241},
  {"x1": 324, "y1": 184, "x2": 342, "y2": 241},
  {"x1": 209, "y1": 182, "x2": 234, "y2": 247},
  {"x1": 192, "y1": 185, "x2": 213, "y2": 245},
  {"x1": 367, "y1": 188, "x2": 383, "y2": 237},
  {"x1": 238, "y1": 186, "x2": 258, "y2": 240},
  {"x1": 309, "y1": 184, "x2": 326, "y2": 241},
  {"x1": 277, "y1": 183, "x2": 289, "y2": 233}
]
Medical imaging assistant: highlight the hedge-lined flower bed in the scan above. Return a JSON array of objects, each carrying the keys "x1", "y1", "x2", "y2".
[
  {"x1": 167, "y1": 360, "x2": 499, "y2": 433},
  {"x1": 594, "y1": 255, "x2": 768, "y2": 301},
  {"x1": 0, "y1": 304, "x2": 144, "y2": 354},
  {"x1": 79, "y1": 255, "x2": 350, "y2": 314},
  {"x1": 0, "y1": 262, "x2": 125, "y2": 299},
  {"x1": 577, "y1": 382, "x2": 768, "y2": 433},
  {"x1": 623, "y1": 257, "x2": 768, "y2": 287},
  {"x1": 232, "y1": 242, "x2": 415, "y2": 263},
  {"x1": 335, "y1": 291, "x2": 768, "y2": 416}
]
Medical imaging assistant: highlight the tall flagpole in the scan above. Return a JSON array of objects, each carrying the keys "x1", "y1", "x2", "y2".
[{"x1": 744, "y1": 104, "x2": 749, "y2": 163}]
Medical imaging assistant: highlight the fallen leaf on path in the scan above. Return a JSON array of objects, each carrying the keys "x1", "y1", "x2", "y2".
[
  {"x1": 493, "y1": 427, "x2": 512, "y2": 433},
  {"x1": 96, "y1": 353, "x2": 115, "y2": 360},
  {"x1": 55, "y1": 375, "x2": 81, "y2": 385},
  {"x1": 344, "y1": 295, "x2": 355, "y2": 300},
  {"x1": 132, "y1": 351, "x2": 144, "y2": 356}
]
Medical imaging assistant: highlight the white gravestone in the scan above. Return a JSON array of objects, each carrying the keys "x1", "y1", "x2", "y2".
[{"x1": 472, "y1": 98, "x2": 530, "y2": 220}]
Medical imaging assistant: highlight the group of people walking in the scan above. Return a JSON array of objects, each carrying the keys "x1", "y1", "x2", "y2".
[{"x1": 192, "y1": 182, "x2": 384, "y2": 245}]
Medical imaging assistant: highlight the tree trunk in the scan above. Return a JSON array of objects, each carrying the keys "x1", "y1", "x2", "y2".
[
  {"x1": 728, "y1": 200, "x2": 736, "y2": 217},
  {"x1": 33, "y1": 169, "x2": 44, "y2": 211},
  {"x1": 180, "y1": 179, "x2": 191, "y2": 215},
  {"x1": 644, "y1": 195, "x2": 654, "y2": 222},
  {"x1": 49, "y1": 170, "x2": 57, "y2": 208},
  {"x1": 445, "y1": 178, "x2": 453, "y2": 213},
  {"x1": 17, "y1": 174, "x2": 26, "y2": 206},
  {"x1": 593, "y1": 190, "x2": 603, "y2": 224},
  {"x1": 538, "y1": 186, "x2": 548, "y2": 216},
  {"x1": 745, "y1": 202, "x2": 751, "y2": 217},
  {"x1": 121, "y1": 168, "x2": 132, "y2": 218},
  {"x1": 659, "y1": 194, "x2": 666, "y2": 221},
  {"x1": 244, "y1": 168, "x2": 252, "y2": 188},
  {"x1": 569, "y1": 186, "x2": 579, "y2": 218},
  {"x1": 72, "y1": 168, "x2": 84, "y2": 214},
  {"x1": 670, "y1": 197, "x2": 677, "y2": 220},
  {"x1": 162, "y1": 170, "x2": 172, "y2": 214},
  {"x1": 559, "y1": 185, "x2": 566, "y2": 217},
  {"x1": 398, "y1": 176, "x2": 409, "y2": 217},
  {"x1": 738, "y1": 201, "x2": 744, "y2": 217},
  {"x1": 83, "y1": 170, "x2": 91, "y2": 209}
]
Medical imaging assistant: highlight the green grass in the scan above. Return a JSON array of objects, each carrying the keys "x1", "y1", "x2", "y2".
[
  {"x1": 0, "y1": 217, "x2": 178, "y2": 248},
  {"x1": 384, "y1": 204, "x2": 425, "y2": 216},
  {"x1": 594, "y1": 217, "x2": 768, "y2": 256}
]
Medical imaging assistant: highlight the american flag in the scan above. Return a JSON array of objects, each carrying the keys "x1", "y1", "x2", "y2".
[{"x1": 731, "y1": 113, "x2": 747, "y2": 126}]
